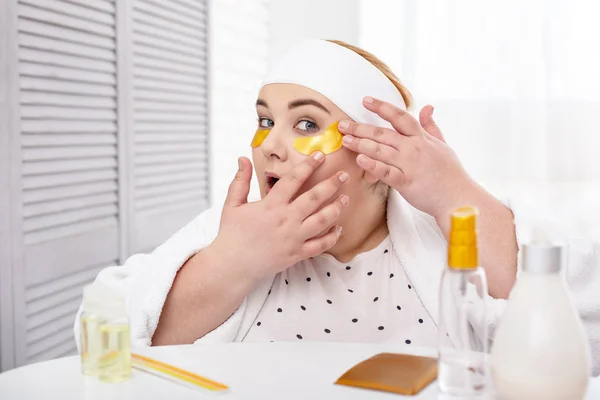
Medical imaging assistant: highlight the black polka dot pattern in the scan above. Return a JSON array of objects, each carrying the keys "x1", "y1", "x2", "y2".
[{"x1": 244, "y1": 236, "x2": 437, "y2": 345}]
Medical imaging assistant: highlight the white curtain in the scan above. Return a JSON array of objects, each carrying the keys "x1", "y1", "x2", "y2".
[{"x1": 360, "y1": 0, "x2": 600, "y2": 237}]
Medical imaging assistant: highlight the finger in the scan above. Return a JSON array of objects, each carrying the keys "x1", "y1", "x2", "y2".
[
  {"x1": 419, "y1": 105, "x2": 446, "y2": 143},
  {"x1": 224, "y1": 157, "x2": 253, "y2": 208},
  {"x1": 292, "y1": 171, "x2": 349, "y2": 217},
  {"x1": 363, "y1": 96, "x2": 423, "y2": 137},
  {"x1": 300, "y1": 225, "x2": 342, "y2": 258},
  {"x1": 355, "y1": 154, "x2": 407, "y2": 188},
  {"x1": 337, "y1": 120, "x2": 403, "y2": 150},
  {"x1": 300, "y1": 194, "x2": 348, "y2": 239},
  {"x1": 341, "y1": 135, "x2": 404, "y2": 170},
  {"x1": 269, "y1": 151, "x2": 325, "y2": 203}
]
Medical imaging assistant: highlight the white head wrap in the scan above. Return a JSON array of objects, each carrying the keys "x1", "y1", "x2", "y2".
[{"x1": 260, "y1": 39, "x2": 406, "y2": 129}]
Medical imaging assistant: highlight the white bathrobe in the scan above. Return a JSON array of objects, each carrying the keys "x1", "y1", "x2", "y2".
[{"x1": 73, "y1": 190, "x2": 600, "y2": 375}]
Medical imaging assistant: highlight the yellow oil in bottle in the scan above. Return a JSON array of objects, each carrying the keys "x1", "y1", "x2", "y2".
[
  {"x1": 80, "y1": 314, "x2": 102, "y2": 376},
  {"x1": 98, "y1": 323, "x2": 132, "y2": 383}
]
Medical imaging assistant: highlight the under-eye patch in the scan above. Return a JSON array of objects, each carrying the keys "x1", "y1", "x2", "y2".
[
  {"x1": 293, "y1": 122, "x2": 343, "y2": 155},
  {"x1": 251, "y1": 129, "x2": 270, "y2": 148}
]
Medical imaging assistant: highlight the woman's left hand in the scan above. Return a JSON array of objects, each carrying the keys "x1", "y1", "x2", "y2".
[{"x1": 337, "y1": 96, "x2": 476, "y2": 221}]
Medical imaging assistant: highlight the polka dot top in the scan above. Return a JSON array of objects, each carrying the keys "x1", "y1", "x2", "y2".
[{"x1": 243, "y1": 235, "x2": 437, "y2": 346}]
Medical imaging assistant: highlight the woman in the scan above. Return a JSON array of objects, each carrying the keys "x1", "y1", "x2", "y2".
[{"x1": 74, "y1": 40, "x2": 597, "y2": 368}]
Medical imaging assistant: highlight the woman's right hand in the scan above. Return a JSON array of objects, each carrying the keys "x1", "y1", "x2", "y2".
[{"x1": 209, "y1": 152, "x2": 349, "y2": 282}]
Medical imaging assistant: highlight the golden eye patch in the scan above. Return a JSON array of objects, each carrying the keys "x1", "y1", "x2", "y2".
[
  {"x1": 293, "y1": 122, "x2": 343, "y2": 155},
  {"x1": 251, "y1": 129, "x2": 270, "y2": 148},
  {"x1": 250, "y1": 122, "x2": 344, "y2": 155}
]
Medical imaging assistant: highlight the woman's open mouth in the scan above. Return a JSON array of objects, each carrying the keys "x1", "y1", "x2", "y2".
[{"x1": 265, "y1": 172, "x2": 281, "y2": 194}]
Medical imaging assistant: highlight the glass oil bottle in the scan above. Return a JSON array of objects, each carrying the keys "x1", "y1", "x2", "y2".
[{"x1": 80, "y1": 283, "x2": 131, "y2": 383}]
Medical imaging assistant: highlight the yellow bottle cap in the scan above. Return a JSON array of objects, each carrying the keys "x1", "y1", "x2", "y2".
[{"x1": 448, "y1": 206, "x2": 479, "y2": 269}]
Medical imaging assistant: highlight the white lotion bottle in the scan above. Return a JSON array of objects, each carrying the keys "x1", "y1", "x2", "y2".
[{"x1": 491, "y1": 243, "x2": 591, "y2": 400}]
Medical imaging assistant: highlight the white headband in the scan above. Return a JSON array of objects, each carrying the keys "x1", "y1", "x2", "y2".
[{"x1": 261, "y1": 39, "x2": 406, "y2": 129}]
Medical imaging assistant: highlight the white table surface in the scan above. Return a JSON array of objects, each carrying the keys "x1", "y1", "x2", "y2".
[{"x1": 0, "y1": 342, "x2": 598, "y2": 399}]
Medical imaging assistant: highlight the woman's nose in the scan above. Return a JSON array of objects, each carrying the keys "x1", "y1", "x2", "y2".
[{"x1": 260, "y1": 128, "x2": 287, "y2": 161}]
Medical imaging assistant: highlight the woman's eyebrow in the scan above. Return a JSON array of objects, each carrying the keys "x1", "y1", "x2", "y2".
[
  {"x1": 288, "y1": 99, "x2": 331, "y2": 114},
  {"x1": 256, "y1": 99, "x2": 269, "y2": 108}
]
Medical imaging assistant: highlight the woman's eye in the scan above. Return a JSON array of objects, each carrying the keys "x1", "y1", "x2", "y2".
[
  {"x1": 295, "y1": 120, "x2": 319, "y2": 132},
  {"x1": 259, "y1": 118, "x2": 274, "y2": 128}
]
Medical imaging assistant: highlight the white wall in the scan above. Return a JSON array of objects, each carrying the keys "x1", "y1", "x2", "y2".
[
  {"x1": 209, "y1": 0, "x2": 361, "y2": 207},
  {"x1": 267, "y1": 0, "x2": 360, "y2": 63}
]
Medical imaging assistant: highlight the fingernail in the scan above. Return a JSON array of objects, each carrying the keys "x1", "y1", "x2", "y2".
[
  {"x1": 340, "y1": 195, "x2": 349, "y2": 207},
  {"x1": 342, "y1": 136, "x2": 353, "y2": 146},
  {"x1": 336, "y1": 226, "x2": 343, "y2": 236},
  {"x1": 338, "y1": 172, "x2": 349, "y2": 183},
  {"x1": 312, "y1": 151, "x2": 324, "y2": 161},
  {"x1": 338, "y1": 120, "x2": 350, "y2": 131},
  {"x1": 238, "y1": 158, "x2": 242, "y2": 169},
  {"x1": 364, "y1": 96, "x2": 374, "y2": 104}
]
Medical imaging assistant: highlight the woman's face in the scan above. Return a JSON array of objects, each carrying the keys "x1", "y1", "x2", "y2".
[{"x1": 252, "y1": 83, "x2": 370, "y2": 202}]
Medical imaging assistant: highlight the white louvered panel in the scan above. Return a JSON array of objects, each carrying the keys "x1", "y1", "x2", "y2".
[
  {"x1": 20, "y1": 33, "x2": 115, "y2": 62},
  {"x1": 21, "y1": 63, "x2": 115, "y2": 85},
  {"x1": 16, "y1": 0, "x2": 119, "y2": 366},
  {"x1": 133, "y1": 16, "x2": 205, "y2": 50},
  {"x1": 19, "y1": 18, "x2": 115, "y2": 50},
  {"x1": 20, "y1": 48, "x2": 116, "y2": 74},
  {"x1": 135, "y1": 88, "x2": 206, "y2": 104},
  {"x1": 21, "y1": 92, "x2": 116, "y2": 108},
  {"x1": 18, "y1": 2, "x2": 115, "y2": 37},
  {"x1": 21, "y1": 106, "x2": 117, "y2": 120},
  {"x1": 134, "y1": 54, "x2": 205, "y2": 78},
  {"x1": 135, "y1": 132, "x2": 207, "y2": 143},
  {"x1": 136, "y1": 173, "x2": 208, "y2": 194},
  {"x1": 136, "y1": 180, "x2": 207, "y2": 202},
  {"x1": 23, "y1": 193, "x2": 118, "y2": 219},
  {"x1": 135, "y1": 100, "x2": 206, "y2": 114},
  {"x1": 25, "y1": 218, "x2": 117, "y2": 246},
  {"x1": 134, "y1": 76, "x2": 206, "y2": 96},
  {"x1": 135, "y1": 160, "x2": 208, "y2": 178},
  {"x1": 24, "y1": 182, "x2": 117, "y2": 206},
  {"x1": 134, "y1": 65, "x2": 206, "y2": 87},
  {"x1": 132, "y1": 6, "x2": 205, "y2": 44},
  {"x1": 131, "y1": 0, "x2": 209, "y2": 253},
  {"x1": 135, "y1": 152, "x2": 206, "y2": 167},
  {"x1": 60, "y1": 0, "x2": 116, "y2": 15}
]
